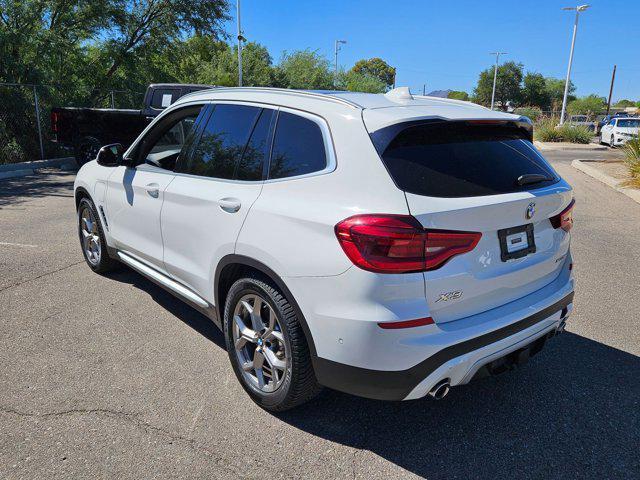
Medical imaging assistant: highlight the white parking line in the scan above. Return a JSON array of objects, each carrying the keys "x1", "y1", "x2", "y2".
[{"x1": 0, "y1": 242, "x2": 38, "y2": 248}]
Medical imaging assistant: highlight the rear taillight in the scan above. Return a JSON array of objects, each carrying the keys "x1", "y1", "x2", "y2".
[
  {"x1": 335, "y1": 214, "x2": 481, "y2": 274},
  {"x1": 51, "y1": 111, "x2": 59, "y2": 134},
  {"x1": 550, "y1": 199, "x2": 575, "y2": 232},
  {"x1": 424, "y1": 230, "x2": 482, "y2": 270}
]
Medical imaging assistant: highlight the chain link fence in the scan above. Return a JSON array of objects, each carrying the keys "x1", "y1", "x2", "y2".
[{"x1": 0, "y1": 83, "x2": 144, "y2": 165}]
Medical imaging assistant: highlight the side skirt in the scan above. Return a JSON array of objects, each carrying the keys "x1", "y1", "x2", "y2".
[{"x1": 113, "y1": 249, "x2": 220, "y2": 328}]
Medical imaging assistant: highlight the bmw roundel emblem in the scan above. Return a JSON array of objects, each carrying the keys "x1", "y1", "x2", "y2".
[{"x1": 526, "y1": 202, "x2": 536, "y2": 220}]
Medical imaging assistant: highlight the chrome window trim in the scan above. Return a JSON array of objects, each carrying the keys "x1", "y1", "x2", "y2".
[{"x1": 126, "y1": 99, "x2": 337, "y2": 184}]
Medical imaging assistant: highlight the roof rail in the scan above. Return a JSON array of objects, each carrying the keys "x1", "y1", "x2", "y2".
[{"x1": 178, "y1": 86, "x2": 362, "y2": 109}]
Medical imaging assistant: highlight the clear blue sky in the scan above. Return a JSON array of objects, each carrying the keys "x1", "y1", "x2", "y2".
[{"x1": 227, "y1": 0, "x2": 639, "y2": 101}]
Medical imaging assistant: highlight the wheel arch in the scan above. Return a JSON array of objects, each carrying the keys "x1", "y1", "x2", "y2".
[
  {"x1": 74, "y1": 186, "x2": 92, "y2": 209},
  {"x1": 215, "y1": 255, "x2": 317, "y2": 357}
]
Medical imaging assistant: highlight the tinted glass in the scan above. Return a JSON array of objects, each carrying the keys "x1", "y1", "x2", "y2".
[
  {"x1": 618, "y1": 119, "x2": 640, "y2": 128},
  {"x1": 150, "y1": 116, "x2": 197, "y2": 154},
  {"x1": 236, "y1": 109, "x2": 273, "y2": 181},
  {"x1": 150, "y1": 89, "x2": 179, "y2": 109},
  {"x1": 183, "y1": 104, "x2": 261, "y2": 179},
  {"x1": 269, "y1": 112, "x2": 327, "y2": 179},
  {"x1": 381, "y1": 122, "x2": 559, "y2": 198},
  {"x1": 137, "y1": 106, "x2": 203, "y2": 171}
]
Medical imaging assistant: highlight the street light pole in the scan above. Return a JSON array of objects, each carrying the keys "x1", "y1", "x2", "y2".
[
  {"x1": 237, "y1": 0, "x2": 243, "y2": 87},
  {"x1": 489, "y1": 52, "x2": 507, "y2": 110},
  {"x1": 334, "y1": 40, "x2": 347, "y2": 87},
  {"x1": 559, "y1": 4, "x2": 590, "y2": 124}
]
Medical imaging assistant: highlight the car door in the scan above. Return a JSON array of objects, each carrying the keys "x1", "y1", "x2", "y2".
[
  {"x1": 104, "y1": 105, "x2": 206, "y2": 269},
  {"x1": 161, "y1": 103, "x2": 275, "y2": 300},
  {"x1": 602, "y1": 119, "x2": 614, "y2": 139}
]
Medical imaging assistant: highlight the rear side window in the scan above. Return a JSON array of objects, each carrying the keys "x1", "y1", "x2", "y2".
[
  {"x1": 269, "y1": 111, "x2": 327, "y2": 179},
  {"x1": 236, "y1": 109, "x2": 274, "y2": 181},
  {"x1": 381, "y1": 122, "x2": 559, "y2": 198},
  {"x1": 181, "y1": 104, "x2": 261, "y2": 179}
]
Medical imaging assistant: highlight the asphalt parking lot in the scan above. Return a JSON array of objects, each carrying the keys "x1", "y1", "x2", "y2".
[{"x1": 1, "y1": 150, "x2": 639, "y2": 479}]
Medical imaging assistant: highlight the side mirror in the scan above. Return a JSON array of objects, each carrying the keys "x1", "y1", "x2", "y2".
[{"x1": 96, "y1": 143, "x2": 124, "y2": 167}]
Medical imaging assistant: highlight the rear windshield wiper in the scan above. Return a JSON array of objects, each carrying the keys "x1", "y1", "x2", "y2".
[{"x1": 516, "y1": 173, "x2": 553, "y2": 186}]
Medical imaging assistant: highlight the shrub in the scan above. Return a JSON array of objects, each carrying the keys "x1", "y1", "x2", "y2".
[
  {"x1": 534, "y1": 118, "x2": 563, "y2": 142},
  {"x1": 514, "y1": 106, "x2": 542, "y2": 122},
  {"x1": 0, "y1": 138, "x2": 28, "y2": 164},
  {"x1": 557, "y1": 123, "x2": 592, "y2": 144},
  {"x1": 624, "y1": 138, "x2": 640, "y2": 188},
  {"x1": 533, "y1": 118, "x2": 592, "y2": 143}
]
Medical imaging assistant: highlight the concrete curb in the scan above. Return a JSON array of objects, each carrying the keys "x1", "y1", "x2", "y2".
[
  {"x1": 0, "y1": 157, "x2": 77, "y2": 181},
  {"x1": 571, "y1": 159, "x2": 640, "y2": 205},
  {"x1": 534, "y1": 141, "x2": 607, "y2": 151},
  {"x1": 0, "y1": 169, "x2": 35, "y2": 180}
]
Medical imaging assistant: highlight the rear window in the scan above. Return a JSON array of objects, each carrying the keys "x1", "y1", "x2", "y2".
[
  {"x1": 150, "y1": 89, "x2": 179, "y2": 109},
  {"x1": 380, "y1": 122, "x2": 559, "y2": 198}
]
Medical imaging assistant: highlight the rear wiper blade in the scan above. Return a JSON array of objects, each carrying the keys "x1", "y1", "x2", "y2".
[{"x1": 516, "y1": 173, "x2": 553, "y2": 186}]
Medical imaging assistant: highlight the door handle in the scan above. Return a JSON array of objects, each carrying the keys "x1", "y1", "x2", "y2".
[
  {"x1": 218, "y1": 197, "x2": 241, "y2": 213},
  {"x1": 145, "y1": 183, "x2": 160, "y2": 198}
]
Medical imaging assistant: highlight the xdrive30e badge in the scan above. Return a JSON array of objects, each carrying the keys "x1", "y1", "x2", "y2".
[{"x1": 435, "y1": 291, "x2": 463, "y2": 303}]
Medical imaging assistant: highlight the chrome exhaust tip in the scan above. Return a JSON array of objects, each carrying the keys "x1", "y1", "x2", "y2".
[{"x1": 427, "y1": 379, "x2": 451, "y2": 400}]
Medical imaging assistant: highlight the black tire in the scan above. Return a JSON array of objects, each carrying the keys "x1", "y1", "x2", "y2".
[
  {"x1": 610, "y1": 135, "x2": 615, "y2": 148},
  {"x1": 75, "y1": 137, "x2": 102, "y2": 166},
  {"x1": 77, "y1": 197, "x2": 118, "y2": 273},
  {"x1": 223, "y1": 275, "x2": 322, "y2": 411}
]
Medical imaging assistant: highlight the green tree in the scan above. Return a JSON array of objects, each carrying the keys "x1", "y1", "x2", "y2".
[
  {"x1": 447, "y1": 90, "x2": 469, "y2": 101},
  {"x1": 198, "y1": 41, "x2": 275, "y2": 86},
  {"x1": 472, "y1": 61, "x2": 523, "y2": 109},
  {"x1": 92, "y1": 0, "x2": 229, "y2": 92},
  {"x1": 350, "y1": 57, "x2": 396, "y2": 90},
  {"x1": 0, "y1": 0, "x2": 105, "y2": 86},
  {"x1": 521, "y1": 72, "x2": 551, "y2": 109},
  {"x1": 276, "y1": 50, "x2": 333, "y2": 89},
  {"x1": 544, "y1": 77, "x2": 576, "y2": 110},
  {"x1": 567, "y1": 94, "x2": 606, "y2": 116},
  {"x1": 614, "y1": 99, "x2": 636, "y2": 108},
  {"x1": 337, "y1": 70, "x2": 386, "y2": 93}
]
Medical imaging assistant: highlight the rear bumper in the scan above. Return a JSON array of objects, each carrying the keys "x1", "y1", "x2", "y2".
[{"x1": 313, "y1": 291, "x2": 573, "y2": 401}]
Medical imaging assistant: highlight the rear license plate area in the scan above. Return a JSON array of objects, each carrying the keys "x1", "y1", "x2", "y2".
[{"x1": 498, "y1": 223, "x2": 536, "y2": 261}]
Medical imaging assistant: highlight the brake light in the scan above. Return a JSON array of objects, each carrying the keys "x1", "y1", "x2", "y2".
[
  {"x1": 550, "y1": 199, "x2": 575, "y2": 232},
  {"x1": 51, "y1": 111, "x2": 59, "y2": 134},
  {"x1": 335, "y1": 214, "x2": 481, "y2": 273}
]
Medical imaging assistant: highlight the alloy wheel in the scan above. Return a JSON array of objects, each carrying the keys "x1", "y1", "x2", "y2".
[
  {"x1": 232, "y1": 294, "x2": 288, "y2": 392},
  {"x1": 80, "y1": 206, "x2": 101, "y2": 265}
]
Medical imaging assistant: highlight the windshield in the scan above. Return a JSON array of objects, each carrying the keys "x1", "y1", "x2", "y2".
[{"x1": 617, "y1": 119, "x2": 640, "y2": 128}]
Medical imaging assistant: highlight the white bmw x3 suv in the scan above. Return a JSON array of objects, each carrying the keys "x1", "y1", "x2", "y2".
[{"x1": 74, "y1": 87, "x2": 575, "y2": 411}]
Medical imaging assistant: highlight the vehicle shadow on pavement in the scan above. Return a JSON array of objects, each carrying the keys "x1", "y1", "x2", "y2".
[
  {"x1": 104, "y1": 268, "x2": 226, "y2": 349},
  {"x1": 0, "y1": 172, "x2": 75, "y2": 208},
  {"x1": 100, "y1": 267, "x2": 638, "y2": 478},
  {"x1": 277, "y1": 333, "x2": 639, "y2": 479}
]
